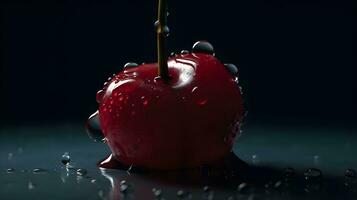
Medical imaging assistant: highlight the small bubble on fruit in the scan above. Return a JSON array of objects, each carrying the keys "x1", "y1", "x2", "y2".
[
  {"x1": 192, "y1": 86, "x2": 198, "y2": 93},
  {"x1": 304, "y1": 168, "x2": 322, "y2": 181},
  {"x1": 197, "y1": 99, "x2": 208, "y2": 106},
  {"x1": 192, "y1": 41, "x2": 215, "y2": 55},
  {"x1": 224, "y1": 64, "x2": 239, "y2": 75},
  {"x1": 181, "y1": 50, "x2": 189, "y2": 54},
  {"x1": 85, "y1": 111, "x2": 105, "y2": 143},
  {"x1": 76, "y1": 168, "x2": 87, "y2": 176},
  {"x1": 124, "y1": 62, "x2": 139, "y2": 69},
  {"x1": 61, "y1": 152, "x2": 71, "y2": 165}
]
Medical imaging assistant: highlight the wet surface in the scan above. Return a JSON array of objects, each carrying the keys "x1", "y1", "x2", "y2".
[{"x1": 1, "y1": 124, "x2": 356, "y2": 199}]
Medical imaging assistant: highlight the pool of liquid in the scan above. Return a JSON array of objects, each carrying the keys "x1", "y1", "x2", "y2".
[{"x1": 1, "y1": 124, "x2": 356, "y2": 199}]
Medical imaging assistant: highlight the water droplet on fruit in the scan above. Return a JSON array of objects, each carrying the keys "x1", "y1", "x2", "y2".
[
  {"x1": 170, "y1": 52, "x2": 176, "y2": 57},
  {"x1": 76, "y1": 168, "x2": 87, "y2": 176},
  {"x1": 224, "y1": 63, "x2": 239, "y2": 75},
  {"x1": 192, "y1": 86, "x2": 198, "y2": 93},
  {"x1": 304, "y1": 168, "x2": 322, "y2": 181},
  {"x1": 123, "y1": 62, "x2": 138, "y2": 69},
  {"x1": 197, "y1": 99, "x2": 208, "y2": 106},
  {"x1": 192, "y1": 41, "x2": 215, "y2": 55},
  {"x1": 143, "y1": 100, "x2": 149, "y2": 106},
  {"x1": 61, "y1": 152, "x2": 71, "y2": 165},
  {"x1": 96, "y1": 90, "x2": 104, "y2": 103},
  {"x1": 85, "y1": 111, "x2": 105, "y2": 143},
  {"x1": 181, "y1": 50, "x2": 189, "y2": 54}
]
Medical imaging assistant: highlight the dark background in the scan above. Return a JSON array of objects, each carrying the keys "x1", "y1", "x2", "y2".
[{"x1": 0, "y1": 0, "x2": 355, "y2": 129}]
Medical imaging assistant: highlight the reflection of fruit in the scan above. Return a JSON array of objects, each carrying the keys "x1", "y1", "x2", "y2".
[{"x1": 86, "y1": 0, "x2": 245, "y2": 170}]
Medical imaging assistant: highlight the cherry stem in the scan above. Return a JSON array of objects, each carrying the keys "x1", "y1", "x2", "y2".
[{"x1": 156, "y1": 0, "x2": 169, "y2": 80}]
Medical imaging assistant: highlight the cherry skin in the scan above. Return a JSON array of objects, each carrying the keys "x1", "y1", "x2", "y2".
[{"x1": 94, "y1": 50, "x2": 244, "y2": 170}]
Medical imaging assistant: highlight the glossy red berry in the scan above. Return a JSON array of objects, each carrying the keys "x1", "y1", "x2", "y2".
[{"x1": 87, "y1": 41, "x2": 244, "y2": 170}]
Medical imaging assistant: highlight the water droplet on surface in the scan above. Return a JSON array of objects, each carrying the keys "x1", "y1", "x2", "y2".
[
  {"x1": 61, "y1": 152, "x2": 71, "y2": 165},
  {"x1": 33, "y1": 168, "x2": 47, "y2": 174},
  {"x1": 28, "y1": 181, "x2": 35, "y2": 190},
  {"x1": 152, "y1": 188, "x2": 162, "y2": 198},
  {"x1": 345, "y1": 169, "x2": 357, "y2": 178},
  {"x1": 8, "y1": 152, "x2": 13, "y2": 160},
  {"x1": 91, "y1": 179, "x2": 97, "y2": 183},
  {"x1": 181, "y1": 50, "x2": 189, "y2": 54},
  {"x1": 177, "y1": 190, "x2": 185, "y2": 198},
  {"x1": 203, "y1": 186, "x2": 210, "y2": 192},
  {"x1": 17, "y1": 147, "x2": 23, "y2": 154},
  {"x1": 283, "y1": 167, "x2": 296, "y2": 182},
  {"x1": 304, "y1": 168, "x2": 322, "y2": 181},
  {"x1": 6, "y1": 168, "x2": 15, "y2": 173},
  {"x1": 85, "y1": 111, "x2": 105, "y2": 143},
  {"x1": 252, "y1": 154, "x2": 259, "y2": 164},
  {"x1": 237, "y1": 182, "x2": 251, "y2": 194},
  {"x1": 120, "y1": 180, "x2": 129, "y2": 193},
  {"x1": 192, "y1": 41, "x2": 215, "y2": 55},
  {"x1": 124, "y1": 62, "x2": 139, "y2": 69},
  {"x1": 76, "y1": 168, "x2": 87, "y2": 176},
  {"x1": 224, "y1": 64, "x2": 239, "y2": 75}
]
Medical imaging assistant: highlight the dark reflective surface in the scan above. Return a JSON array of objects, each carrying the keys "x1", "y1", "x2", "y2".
[{"x1": 1, "y1": 124, "x2": 356, "y2": 199}]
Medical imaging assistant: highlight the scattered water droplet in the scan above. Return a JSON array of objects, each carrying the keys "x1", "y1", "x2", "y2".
[
  {"x1": 8, "y1": 152, "x2": 13, "y2": 160},
  {"x1": 91, "y1": 179, "x2": 97, "y2": 183},
  {"x1": 238, "y1": 182, "x2": 251, "y2": 194},
  {"x1": 76, "y1": 168, "x2": 87, "y2": 176},
  {"x1": 274, "y1": 180, "x2": 282, "y2": 189},
  {"x1": 124, "y1": 62, "x2": 139, "y2": 69},
  {"x1": 170, "y1": 52, "x2": 177, "y2": 57},
  {"x1": 252, "y1": 154, "x2": 259, "y2": 164},
  {"x1": 283, "y1": 167, "x2": 296, "y2": 182},
  {"x1": 6, "y1": 168, "x2": 15, "y2": 173},
  {"x1": 61, "y1": 152, "x2": 71, "y2": 165},
  {"x1": 32, "y1": 168, "x2": 47, "y2": 174},
  {"x1": 85, "y1": 111, "x2": 105, "y2": 143},
  {"x1": 192, "y1": 41, "x2": 215, "y2": 55},
  {"x1": 345, "y1": 168, "x2": 357, "y2": 178},
  {"x1": 181, "y1": 50, "x2": 189, "y2": 54},
  {"x1": 203, "y1": 186, "x2": 210, "y2": 192},
  {"x1": 177, "y1": 190, "x2": 185, "y2": 198},
  {"x1": 28, "y1": 181, "x2": 35, "y2": 190},
  {"x1": 224, "y1": 63, "x2": 239, "y2": 75},
  {"x1": 304, "y1": 168, "x2": 322, "y2": 181},
  {"x1": 120, "y1": 180, "x2": 129, "y2": 193},
  {"x1": 191, "y1": 86, "x2": 198, "y2": 93},
  {"x1": 152, "y1": 188, "x2": 162, "y2": 198},
  {"x1": 17, "y1": 147, "x2": 23, "y2": 154}
]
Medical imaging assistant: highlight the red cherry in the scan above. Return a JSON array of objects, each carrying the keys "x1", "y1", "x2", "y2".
[
  {"x1": 87, "y1": 43, "x2": 244, "y2": 170},
  {"x1": 86, "y1": 1, "x2": 245, "y2": 170}
]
